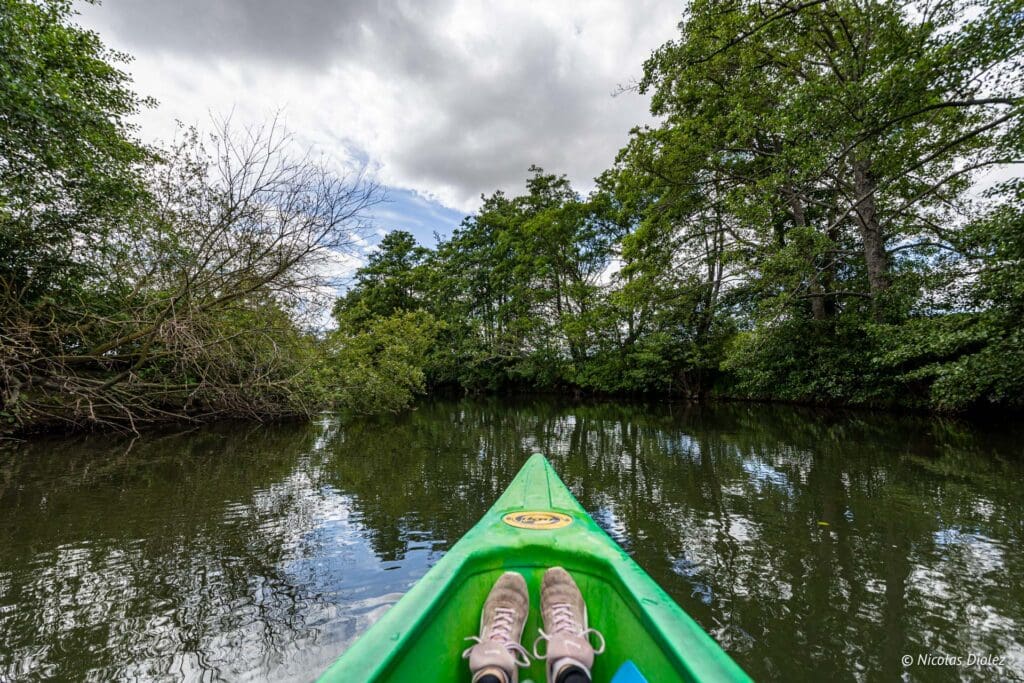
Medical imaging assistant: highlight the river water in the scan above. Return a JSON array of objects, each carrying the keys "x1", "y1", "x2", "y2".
[{"x1": 1, "y1": 399, "x2": 1022, "y2": 682}]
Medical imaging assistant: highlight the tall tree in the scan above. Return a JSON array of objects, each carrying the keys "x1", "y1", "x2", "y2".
[
  {"x1": 0, "y1": 0, "x2": 152, "y2": 305},
  {"x1": 639, "y1": 0, "x2": 1024, "y2": 322},
  {"x1": 333, "y1": 230, "x2": 430, "y2": 329}
]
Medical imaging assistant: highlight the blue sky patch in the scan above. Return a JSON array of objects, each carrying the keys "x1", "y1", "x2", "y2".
[{"x1": 367, "y1": 187, "x2": 467, "y2": 249}]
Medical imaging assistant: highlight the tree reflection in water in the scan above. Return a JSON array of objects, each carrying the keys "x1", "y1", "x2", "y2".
[{"x1": 1, "y1": 399, "x2": 1022, "y2": 681}]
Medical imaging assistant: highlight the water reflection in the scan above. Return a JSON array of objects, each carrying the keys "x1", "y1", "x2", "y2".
[{"x1": 1, "y1": 400, "x2": 1023, "y2": 681}]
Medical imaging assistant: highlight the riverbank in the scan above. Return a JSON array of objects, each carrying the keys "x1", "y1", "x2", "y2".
[{"x1": 8, "y1": 378, "x2": 1022, "y2": 441}]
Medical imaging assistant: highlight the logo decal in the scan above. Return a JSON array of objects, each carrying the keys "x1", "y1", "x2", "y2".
[{"x1": 502, "y1": 511, "x2": 573, "y2": 530}]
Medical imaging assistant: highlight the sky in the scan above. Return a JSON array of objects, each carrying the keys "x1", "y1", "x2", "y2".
[{"x1": 76, "y1": 0, "x2": 684, "y2": 255}]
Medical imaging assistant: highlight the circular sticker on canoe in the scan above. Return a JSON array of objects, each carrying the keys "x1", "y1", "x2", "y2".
[{"x1": 502, "y1": 511, "x2": 573, "y2": 530}]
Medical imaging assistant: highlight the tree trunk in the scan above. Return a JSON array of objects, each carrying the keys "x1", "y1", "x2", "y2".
[
  {"x1": 852, "y1": 160, "x2": 891, "y2": 308},
  {"x1": 784, "y1": 186, "x2": 828, "y2": 320}
]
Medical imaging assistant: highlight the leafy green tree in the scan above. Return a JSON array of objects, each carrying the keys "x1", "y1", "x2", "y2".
[
  {"x1": 639, "y1": 0, "x2": 1021, "y2": 312},
  {"x1": 323, "y1": 310, "x2": 440, "y2": 414},
  {"x1": 0, "y1": 0, "x2": 152, "y2": 305},
  {"x1": 871, "y1": 178, "x2": 1024, "y2": 411},
  {"x1": 333, "y1": 230, "x2": 431, "y2": 330},
  {"x1": 632, "y1": 0, "x2": 1023, "y2": 408},
  {"x1": 416, "y1": 168, "x2": 620, "y2": 390}
]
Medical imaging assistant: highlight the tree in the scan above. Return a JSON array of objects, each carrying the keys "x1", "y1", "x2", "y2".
[
  {"x1": 2, "y1": 116, "x2": 382, "y2": 432},
  {"x1": 318, "y1": 0, "x2": 1024, "y2": 413},
  {"x1": 333, "y1": 230, "x2": 430, "y2": 330},
  {"x1": 412, "y1": 169, "x2": 620, "y2": 390},
  {"x1": 630, "y1": 0, "x2": 1023, "y2": 408},
  {"x1": 640, "y1": 0, "x2": 1023, "y2": 319},
  {"x1": 323, "y1": 310, "x2": 439, "y2": 414},
  {"x1": 0, "y1": 0, "x2": 152, "y2": 306}
]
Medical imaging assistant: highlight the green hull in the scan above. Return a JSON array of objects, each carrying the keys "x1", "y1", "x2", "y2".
[{"x1": 318, "y1": 454, "x2": 751, "y2": 682}]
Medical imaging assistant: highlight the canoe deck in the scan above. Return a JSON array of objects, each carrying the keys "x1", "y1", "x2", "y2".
[{"x1": 318, "y1": 454, "x2": 750, "y2": 682}]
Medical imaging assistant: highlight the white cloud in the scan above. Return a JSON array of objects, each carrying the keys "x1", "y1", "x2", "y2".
[{"x1": 77, "y1": 0, "x2": 681, "y2": 213}]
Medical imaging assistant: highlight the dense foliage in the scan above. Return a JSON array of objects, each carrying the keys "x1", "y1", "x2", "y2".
[
  {"x1": 337, "y1": 0, "x2": 1024, "y2": 412},
  {"x1": 0, "y1": 0, "x2": 435, "y2": 433},
  {"x1": 3, "y1": 0, "x2": 1022, "y2": 433}
]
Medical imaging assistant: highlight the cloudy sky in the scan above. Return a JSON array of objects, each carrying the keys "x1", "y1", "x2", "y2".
[{"x1": 78, "y1": 0, "x2": 683, "y2": 248}]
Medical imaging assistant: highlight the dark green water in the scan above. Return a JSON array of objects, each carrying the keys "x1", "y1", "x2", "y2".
[{"x1": 1, "y1": 399, "x2": 1023, "y2": 682}]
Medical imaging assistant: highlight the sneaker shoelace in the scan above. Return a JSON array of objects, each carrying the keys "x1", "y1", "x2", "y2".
[
  {"x1": 462, "y1": 607, "x2": 531, "y2": 668},
  {"x1": 531, "y1": 603, "x2": 606, "y2": 660}
]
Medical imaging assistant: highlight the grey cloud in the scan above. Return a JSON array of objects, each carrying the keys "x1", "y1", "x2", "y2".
[
  {"x1": 391, "y1": 27, "x2": 624, "y2": 203},
  {"x1": 88, "y1": 0, "x2": 449, "y2": 66},
  {"x1": 83, "y1": 0, "x2": 680, "y2": 210}
]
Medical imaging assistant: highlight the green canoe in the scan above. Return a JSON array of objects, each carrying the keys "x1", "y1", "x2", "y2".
[{"x1": 318, "y1": 454, "x2": 751, "y2": 682}]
